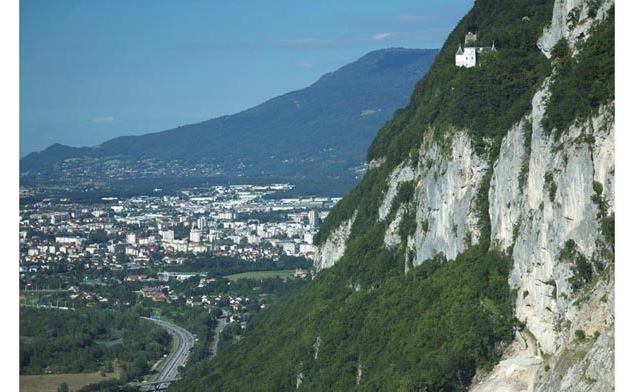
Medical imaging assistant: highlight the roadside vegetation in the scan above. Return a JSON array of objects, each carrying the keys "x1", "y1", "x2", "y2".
[{"x1": 20, "y1": 308, "x2": 169, "y2": 382}]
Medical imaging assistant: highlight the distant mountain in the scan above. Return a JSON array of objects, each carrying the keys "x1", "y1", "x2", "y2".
[{"x1": 21, "y1": 48, "x2": 438, "y2": 187}]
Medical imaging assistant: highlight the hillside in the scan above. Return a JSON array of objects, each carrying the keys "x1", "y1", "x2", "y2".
[
  {"x1": 170, "y1": 0, "x2": 614, "y2": 391},
  {"x1": 20, "y1": 48, "x2": 438, "y2": 187}
]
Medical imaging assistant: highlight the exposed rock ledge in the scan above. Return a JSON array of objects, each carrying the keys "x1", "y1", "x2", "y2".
[{"x1": 314, "y1": 212, "x2": 356, "y2": 272}]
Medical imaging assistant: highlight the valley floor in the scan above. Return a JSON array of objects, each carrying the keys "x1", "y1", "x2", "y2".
[{"x1": 20, "y1": 369, "x2": 120, "y2": 392}]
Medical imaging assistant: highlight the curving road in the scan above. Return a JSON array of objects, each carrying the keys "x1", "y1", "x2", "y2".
[{"x1": 141, "y1": 317, "x2": 195, "y2": 383}]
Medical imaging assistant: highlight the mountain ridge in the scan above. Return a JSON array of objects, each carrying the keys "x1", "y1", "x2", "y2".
[{"x1": 21, "y1": 48, "x2": 439, "y2": 186}]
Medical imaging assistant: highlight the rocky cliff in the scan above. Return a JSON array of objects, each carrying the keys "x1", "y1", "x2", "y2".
[{"x1": 316, "y1": 0, "x2": 614, "y2": 390}]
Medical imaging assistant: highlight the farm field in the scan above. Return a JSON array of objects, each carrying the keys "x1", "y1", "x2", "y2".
[
  {"x1": 223, "y1": 270, "x2": 295, "y2": 281},
  {"x1": 20, "y1": 369, "x2": 119, "y2": 392}
]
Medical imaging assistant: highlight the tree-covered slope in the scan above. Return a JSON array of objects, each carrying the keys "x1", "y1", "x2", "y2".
[
  {"x1": 171, "y1": 0, "x2": 615, "y2": 390},
  {"x1": 20, "y1": 48, "x2": 438, "y2": 183},
  {"x1": 173, "y1": 246, "x2": 513, "y2": 391}
]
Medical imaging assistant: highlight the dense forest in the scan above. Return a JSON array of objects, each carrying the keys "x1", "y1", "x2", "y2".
[
  {"x1": 20, "y1": 308, "x2": 170, "y2": 382},
  {"x1": 171, "y1": 245, "x2": 514, "y2": 391}
]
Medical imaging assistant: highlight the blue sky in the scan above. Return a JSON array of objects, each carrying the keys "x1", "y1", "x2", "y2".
[{"x1": 20, "y1": 0, "x2": 473, "y2": 156}]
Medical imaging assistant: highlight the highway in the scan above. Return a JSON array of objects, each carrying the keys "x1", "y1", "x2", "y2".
[{"x1": 141, "y1": 317, "x2": 195, "y2": 384}]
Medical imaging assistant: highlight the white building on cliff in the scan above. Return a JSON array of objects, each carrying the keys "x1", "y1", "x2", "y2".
[{"x1": 455, "y1": 39, "x2": 496, "y2": 68}]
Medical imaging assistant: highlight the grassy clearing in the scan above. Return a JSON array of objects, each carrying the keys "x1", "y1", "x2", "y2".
[
  {"x1": 223, "y1": 270, "x2": 295, "y2": 282},
  {"x1": 20, "y1": 368, "x2": 120, "y2": 392}
]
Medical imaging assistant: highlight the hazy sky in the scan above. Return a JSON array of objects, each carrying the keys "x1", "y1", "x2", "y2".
[{"x1": 20, "y1": 0, "x2": 473, "y2": 156}]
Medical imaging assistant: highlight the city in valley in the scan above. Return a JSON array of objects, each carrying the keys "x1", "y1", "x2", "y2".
[
  {"x1": 19, "y1": 183, "x2": 336, "y2": 390},
  {"x1": 16, "y1": 0, "x2": 616, "y2": 390}
]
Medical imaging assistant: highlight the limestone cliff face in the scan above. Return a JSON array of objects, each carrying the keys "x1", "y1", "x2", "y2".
[
  {"x1": 314, "y1": 212, "x2": 356, "y2": 272},
  {"x1": 383, "y1": 130, "x2": 488, "y2": 266},
  {"x1": 473, "y1": 0, "x2": 615, "y2": 389},
  {"x1": 538, "y1": 0, "x2": 614, "y2": 57},
  {"x1": 318, "y1": 130, "x2": 488, "y2": 272},
  {"x1": 315, "y1": 0, "x2": 613, "y2": 389},
  {"x1": 317, "y1": 103, "x2": 613, "y2": 389},
  {"x1": 470, "y1": 86, "x2": 614, "y2": 392},
  {"x1": 378, "y1": 163, "x2": 415, "y2": 221},
  {"x1": 410, "y1": 131, "x2": 488, "y2": 265}
]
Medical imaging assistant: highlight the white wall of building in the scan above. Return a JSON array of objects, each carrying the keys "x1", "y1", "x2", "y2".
[{"x1": 455, "y1": 47, "x2": 477, "y2": 68}]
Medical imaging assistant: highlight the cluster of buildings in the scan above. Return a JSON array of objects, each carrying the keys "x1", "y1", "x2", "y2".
[
  {"x1": 22, "y1": 157, "x2": 223, "y2": 184},
  {"x1": 20, "y1": 284, "x2": 132, "y2": 309},
  {"x1": 19, "y1": 184, "x2": 338, "y2": 279},
  {"x1": 455, "y1": 32, "x2": 497, "y2": 68}
]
